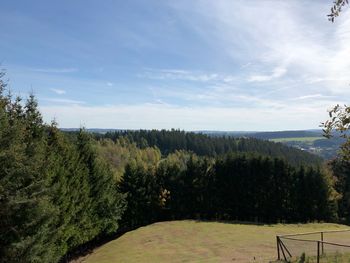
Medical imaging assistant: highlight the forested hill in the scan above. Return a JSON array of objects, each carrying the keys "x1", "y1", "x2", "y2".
[
  {"x1": 94, "y1": 129, "x2": 323, "y2": 166},
  {"x1": 198, "y1": 129, "x2": 323, "y2": 139},
  {"x1": 241, "y1": 130, "x2": 323, "y2": 140}
]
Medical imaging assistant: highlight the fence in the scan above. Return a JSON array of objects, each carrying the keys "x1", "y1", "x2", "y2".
[{"x1": 277, "y1": 229, "x2": 350, "y2": 262}]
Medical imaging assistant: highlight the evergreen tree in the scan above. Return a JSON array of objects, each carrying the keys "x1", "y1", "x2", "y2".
[
  {"x1": 118, "y1": 162, "x2": 160, "y2": 229},
  {"x1": 0, "y1": 73, "x2": 126, "y2": 262},
  {"x1": 0, "y1": 91, "x2": 54, "y2": 262},
  {"x1": 77, "y1": 130, "x2": 125, "y2": 236}
]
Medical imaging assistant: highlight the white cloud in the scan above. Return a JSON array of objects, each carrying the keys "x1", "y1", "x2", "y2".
[
  {"x1": 241, "y1": 62, "x2": 252, "y2": 68},
  {"x1": 40, "y1": 99, "x2": 345, "y2": 131},
  {"x1": 9, "y1": 1, "x2": 350, "y2": 131},
  {"x1": 248, "y1": 66, "x2": 287, "y2": 82},
  {"x1": 31, "y1": 68, "x2": 78, "y2": 73},
  {"x1": 171, "y1": 1, "x2": 350, "y2": 95},
  {"x1": 40, "y1": 98, "x2": 85, "y2": 105},
  {"x1": 140, "y1": 68, "x2": 236, "y2": 83},
  {"x1": 50, "y1": 88, "x2": 66, "y2": 95},
  {"x1": 293, "y1": 94, "x2": 334, "y2": 100}
]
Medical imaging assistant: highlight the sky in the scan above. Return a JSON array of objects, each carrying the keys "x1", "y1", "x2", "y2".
[{"x1": 0, "y1": 0, "x2": 349, "y2": 131}]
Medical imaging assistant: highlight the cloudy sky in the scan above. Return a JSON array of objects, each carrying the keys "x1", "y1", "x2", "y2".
[{"x1": 1, "y1": 0, "x2": 349, "y2": 131}]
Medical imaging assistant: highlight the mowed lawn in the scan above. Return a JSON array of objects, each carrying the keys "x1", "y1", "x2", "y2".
[{"x1": 80, "y1": 221, "x2": 349, "y2": 263}]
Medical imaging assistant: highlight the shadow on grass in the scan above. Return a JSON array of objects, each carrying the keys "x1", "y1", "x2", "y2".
[
  {"x1": 193, "y1": 218, "x2": 276, "y2": 226},
  {"x1": 59, "y1": 230, "x2": 128, "y2": 263}
]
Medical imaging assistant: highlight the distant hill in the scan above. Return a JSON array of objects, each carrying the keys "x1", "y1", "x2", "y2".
[
  {"x1": 242, "y1": 130, "x2": 323, "y2": 140},
  {"x1": 92, "y1": 129, "x2": 323, "y2": 167},
  {"x1": 197, "y1": 129, "x2": 323, "y2": 139},
  {"x1": 61, "y1": 128, "x2": 343, "y2": 160},
  {"x1": 198, "y1": 129, "x2": 342, "y2": 160}
]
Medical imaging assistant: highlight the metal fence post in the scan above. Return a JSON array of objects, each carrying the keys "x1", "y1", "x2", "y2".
[
  {"x1": 277, "y1": 236, "x2": 280, "y2": 260},
  {"x1": 317, "y1": 241, "x2": 320, "y2": 263},
  {"x1": 321, "y1": 232, "x2": 324, "y2": 255}
]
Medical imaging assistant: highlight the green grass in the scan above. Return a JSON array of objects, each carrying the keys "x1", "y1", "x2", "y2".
[
  {"x1": 290, "y1": 252, "x2": 350, "y2": 263},
  {"x1": 78, "y1": 220, "x2": 349, "y2": 263},
  {"x1": 270, "y1": 137, "x2": 324, "y2": 143}
]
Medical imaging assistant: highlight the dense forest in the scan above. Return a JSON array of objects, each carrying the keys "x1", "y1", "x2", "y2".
[
  {"x1": 1, "y1": 73, "x2": 350, "y2": 263},
  {"x1": 117, "y1": 152, "x2": 337, "y2": 229},
  {"x1": 0, "y1": 79, "x2": 125, "y2": 262},
  {"x1": 202, "y1": 130, "x2": 323, "y2": 139},
  {"x1": 95, "y1": 129, "x2": 323, "y2": 167}
]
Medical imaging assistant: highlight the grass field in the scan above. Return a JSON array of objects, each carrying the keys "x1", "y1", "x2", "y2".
[
  {"x1": 78, "y1": 220, "x2": 349, "y2": 263},
  {"x1": 291, "y1": 253, "x2": 350, "y2": 263},
  {"x1": 269, "y1": 137, "x2": 324, "y2": 143}
]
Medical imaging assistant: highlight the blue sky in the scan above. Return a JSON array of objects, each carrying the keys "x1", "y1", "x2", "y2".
[{"x1": 1, "y1": 0, "x2": 349, "y2": 131}]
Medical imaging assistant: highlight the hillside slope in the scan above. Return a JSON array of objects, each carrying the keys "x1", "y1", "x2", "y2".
[{"x1": 80, "y1": 221, "x2": 349, "y2": 263}]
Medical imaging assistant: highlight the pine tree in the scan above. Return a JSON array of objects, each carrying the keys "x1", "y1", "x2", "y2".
[
  {"x1": 0, "y1": 90, "x2": 54, "y2": 262},
  {"x1": 76, "y1": 129, "x2": 125, "y2": 237},
  {"x1": 118, "y1": 162, "x2": 159, "y2": 229}
]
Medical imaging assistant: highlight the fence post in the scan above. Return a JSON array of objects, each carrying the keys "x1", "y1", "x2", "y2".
[
  {"x1": 277, "y1": 236, "x2": 280, "y2": 260},
  {"x1": 317, "y1": 241, "x2": 320, "y2": 263},
  {"x1": 321, "y1": 232, "x2": 324, "y2": 255}
]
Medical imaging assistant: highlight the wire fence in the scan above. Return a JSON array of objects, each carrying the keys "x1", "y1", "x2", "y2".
[{"x1": 277, "y1": 229, "x2": 350, "y2": 262}]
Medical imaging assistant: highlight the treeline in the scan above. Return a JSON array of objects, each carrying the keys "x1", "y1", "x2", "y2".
[
  {"x1": 94, "y1": 138, "x2": 336, "y2": 225},
  {"x1": 95, "y1": 129, "x2": 323, "y2": 167},
  {"x1": 118, "y1": 151, "x2": 337, "y2": 229},
  {"x1": 0, "y1": 81, "x2": 125, "y2": 262}
]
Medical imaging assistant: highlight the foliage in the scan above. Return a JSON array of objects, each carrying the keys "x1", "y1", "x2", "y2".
[
  {"x1": 329, "y1": 0, "x2": 349, "y2": 22},
  {"x1": 329, "y1": 158, "x2": 350, "y2": 222},
  {"x1": 96, "y1": 129, "x2": 323, "y2": 167},
  {"x1": 291, "y1": 251, "x2": 350, "y2": 263},
  {"x1": 95, "y1": 138, "x2": 161, "y2": 180},
  {"x1": 213, "y1": 154, "x2": 337, "y2": 222},
  {"x1": 115, "y1": 151, "x2": 337, "y2": 227},
  {"x1": 322, "y1": 104, "x2": 350, "y2": 162},
  {"x1": 93, "y1": 130, "x2": 339, "y2": 228},
  {"x1": 0, "y1": 73, "x2": 125, "y2": 263},
  {"x1": 118, "y1": 162, "x2": 159, "y2": 229},
  {"x1": 322, "y1": 106, "x2": 350, "y2": 222}
]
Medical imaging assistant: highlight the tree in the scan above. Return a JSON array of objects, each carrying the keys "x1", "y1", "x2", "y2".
[
  {"x1": 0, "y1": 71, "x2": 126, "y2": 262},
  {"x1": 118, "y1": 162, "x2": 160, "y2": 229},
  {"x1": 329, "y1": 0, "x2": 349, "y2": 22},
  {"x1": 0, "y1": 84, "x2": 55, "y2": 263},
  {"x1": 322, "y1": 106, "x2": 350, "y2": 223},
  {"x1": 76, "y1": 129, "x2": 125, "y2": 236},
  {"x1": 322, "y1": 105, "x2": 350, "y2": 161}
]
